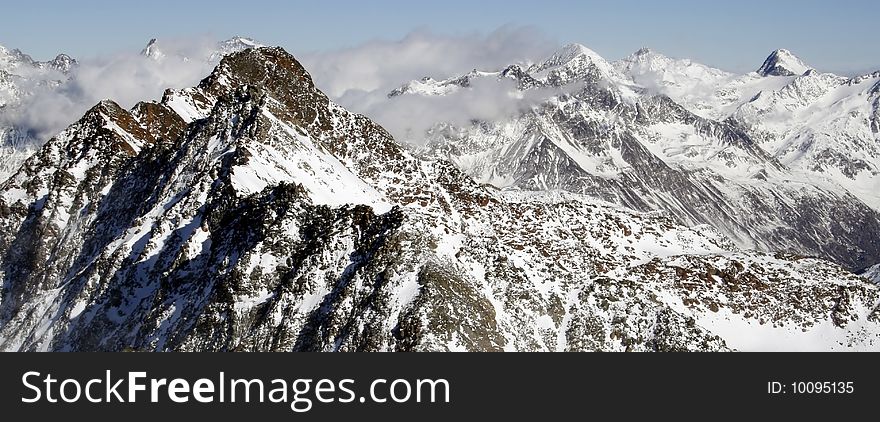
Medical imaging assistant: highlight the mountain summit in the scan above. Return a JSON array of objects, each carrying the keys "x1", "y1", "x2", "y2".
[
  {"x1": 527, "y1": 43, "x2": 620, "y2": 82},
  {"x1": 757, "y1": 49, "x2": 812, "y2": 77},
  {"x1": 140, "y1": 38, "x2": 165, "y2": 61}
]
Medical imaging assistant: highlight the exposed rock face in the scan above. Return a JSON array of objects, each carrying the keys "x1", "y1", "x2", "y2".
[{"x1": 1, "y1": 47, "x2": 879, "y2": 352}]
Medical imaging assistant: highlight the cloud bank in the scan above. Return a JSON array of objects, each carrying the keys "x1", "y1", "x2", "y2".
[
  {"x1": 298, "y1": 26, "x2": 561, "y2": 144},
  {"x1": 3, "y1": 27, "x2": 563, "y2": 146},
  {"x1": 300, "y1": 26, "x2": 556, "y2": 98},
  {"x1": 1, "y1": 36, "x2": 220, "y2": 141}
]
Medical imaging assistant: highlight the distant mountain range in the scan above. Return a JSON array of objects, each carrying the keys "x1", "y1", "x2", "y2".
[
  {"x1": 0, "y1": 44, "x2": 77, "y2": 179},
  {"x1": 390, "y1": 43, "x2": 880, "y2": 274}
]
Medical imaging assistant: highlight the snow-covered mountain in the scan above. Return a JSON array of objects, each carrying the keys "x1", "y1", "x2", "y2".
[
  {"x1": 616, "y1": 48, "x2": 880, "y2": 211},
  {"x1": 757, "y1": 49, "x2": 813, "y2": 77},
  {"x1": 2, "y1": 46, "x2": 877, "y2": 351},
  {"x1": 613, "y1": 47, "x2": 735, "y2": 117},
  {"x1": 0, "y1": 43, "x2": 77, "y2": 181},
  {"x1": 389, "y1": 44, "x2": 880, "y2": 274},
  {"x1": 140, "y1": 36, "x2": 266, "y2": 63},
  {"x1": 0, "y1": 44, "x2": 76, "y2": 113}
]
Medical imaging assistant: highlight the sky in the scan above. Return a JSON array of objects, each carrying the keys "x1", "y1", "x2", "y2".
[{"x1": 2, "y1": 0, "x2": 879, "y2": 75}]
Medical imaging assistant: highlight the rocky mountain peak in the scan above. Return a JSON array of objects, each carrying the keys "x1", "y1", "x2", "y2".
[
  {"x1": 0, "y1": 45, "x2": 16, "y2": 67},
  {"x1": 615, "y1": 47, "x2": 673, "y2": 72},
  {"x1": 140, "y1": 38, "x2": 165, "y2": 61},
  {"x1": 757, "y1": 49, "x2": 812, "y2": 77},
  {"x1": 75, "y1": 99, "x2": 155, "y2": 155},
  {"x1": 47, "y1": 53, "x2": 77, "y2": 73},
  {"x1": 532, "y1": 43, "x2": 611, "y2": 74},
  {"x1": 200, "y1": 47, "x2": 321, "y2": 114},
  {"x1": 217, "y1": 47, "x2": 314, "y2": 87},
  {"x1": 0, "y1": 44, "x2": 35, "y2": 69},
  {"x1": 0, "y1": 44, "x2": 76, "y2": 75}
]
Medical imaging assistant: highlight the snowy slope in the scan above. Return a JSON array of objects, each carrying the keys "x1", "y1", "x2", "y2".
[
  {"x1": 732, "y1": 70, "x2": 880, "y2": 209},
  {"x1": 0, "y1": 44, "x2": 76, "y2": 108}
]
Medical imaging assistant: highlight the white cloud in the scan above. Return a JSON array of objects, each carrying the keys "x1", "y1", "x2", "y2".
[
  {"x1": 298, "y1": 26, "x2": 563, "y2": 144},
  {"x1": 3, "y1": 28, "x2": 564, "y2": 146},
  {"x1": 300, "y1": 26, "x2": 557, "y2": 98},
  {"x1": 1, "y1": 36, "x2": 219, "y2": 141}
]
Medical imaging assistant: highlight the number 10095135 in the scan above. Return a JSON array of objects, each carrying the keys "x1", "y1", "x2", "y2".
[{"x1": 768, "y1": 381, "x2": 854, "y2": 395}]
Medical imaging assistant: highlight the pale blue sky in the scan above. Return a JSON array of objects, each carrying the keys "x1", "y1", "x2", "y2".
[{"x1": 2, "y1": 0, "x2": 878, "y2": 74}]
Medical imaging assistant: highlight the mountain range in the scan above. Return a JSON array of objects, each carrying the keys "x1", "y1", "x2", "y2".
[
  {"x1": 0, "y1": 40, "x2": 878, "y2": 351},
  {"x1": 391, "y1": 43, "x2": 880, "y2": 275}
]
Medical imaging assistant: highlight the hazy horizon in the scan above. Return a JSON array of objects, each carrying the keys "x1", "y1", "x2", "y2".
[{"x1": 2, "y1": 0, "x2": 879, "y2": 75}]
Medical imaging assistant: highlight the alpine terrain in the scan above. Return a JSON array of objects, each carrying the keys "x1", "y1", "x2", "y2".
[
  {"x1": 390, "y1": 44, "x2": 880, "y2": 275},
  {"x1": 0, "y1": 46, "x2": 878, "y2": 352}
]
